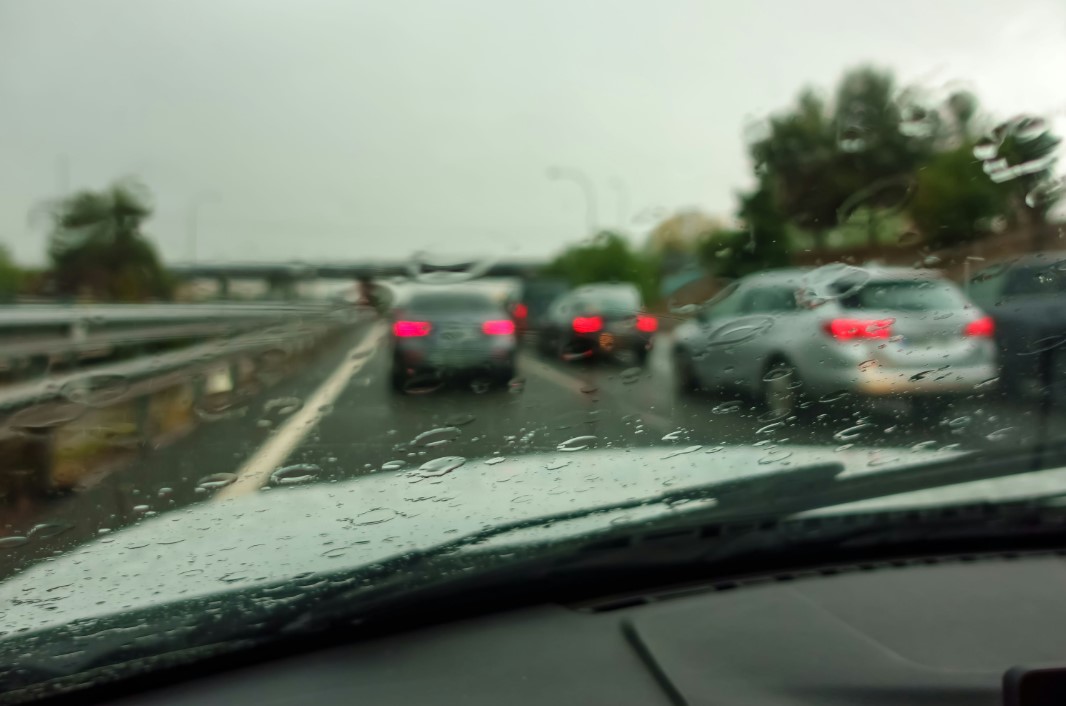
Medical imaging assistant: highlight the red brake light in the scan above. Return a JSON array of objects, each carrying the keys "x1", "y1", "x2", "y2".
[
  {"x1": 636, "y1": 314, "x2": 658, "y2": 333},
  {"x1": 482, "y1": 319, "x2": 516, "y2": 335},
  {"x1": 393, "y1": 320, "x2": 431, "y2": 337},
  {"x1": 824, "y1": 318, "x2": 893, "y2": 340},
  {"x1": 514, "y1": 303, "x2": 528, "y2": 319},
  {"x1": 964, "y1": 316, "x2": 994, "y2": 337},
  {"x1": 572, "y1": 316, "x2": 603, "y2": 334}
]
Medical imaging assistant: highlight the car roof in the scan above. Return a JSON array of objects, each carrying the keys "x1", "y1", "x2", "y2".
[
  {"x1": 735, "y1": 265, "x2": 948, "y2": 289},
  {"x1": 979, "y1": 251, "x2": 1066, "y2": 270}
]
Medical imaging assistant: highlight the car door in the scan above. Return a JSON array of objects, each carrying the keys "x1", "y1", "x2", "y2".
[{"x1": 689, "y1": 283, "x2": 746, "y2": 390}]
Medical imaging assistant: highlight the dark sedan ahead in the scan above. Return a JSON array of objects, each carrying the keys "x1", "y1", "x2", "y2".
[
  {"x1": 390, "y1": 288, "x2": 517, "y2": 392},
  {"x1": 535, "y1": 283, "x2": 657, "y2": 364},
  {"x1": 968, "y1": 253, "x2": 1066, "y2": 402}
]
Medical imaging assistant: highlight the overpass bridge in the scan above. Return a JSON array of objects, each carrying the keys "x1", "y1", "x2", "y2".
[{"x1": 169, "y1": 259, "x2": 549, "y2": 298}]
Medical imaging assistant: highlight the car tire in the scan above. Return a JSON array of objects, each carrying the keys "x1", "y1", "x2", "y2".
[
  {"x1": 390, "y1": 364, "x2": 408, "y2": 393},
  {"x1": 760, "y1": 359, "x2": 803, "y2": 418},
  {"x1": 633, "y1": 345, "x2": 650, "y2": 367}
]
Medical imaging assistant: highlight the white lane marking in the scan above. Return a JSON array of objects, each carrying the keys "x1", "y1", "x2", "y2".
[
  {"x1": 518, "y1": 353, "x2": 675, "y2": 431},
  {"x1": 216, "y1": 324, "x2": 386, "y2": 500}
]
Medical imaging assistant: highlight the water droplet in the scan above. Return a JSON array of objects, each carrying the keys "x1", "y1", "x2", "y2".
[
  {"x1": 972, "y1": 137, "x2": 1000, "y2": 161},
  {"x1": 0, "y1": 536, "x2": 29, "y2": 549},
  {"x1": 1020, "y1": 335, "x2": 1066, "y2": 355},
  {"x1": 898, "y1": 103, "x2": 937, "y2": 138},
  {"x1": 404, "y1": 373, "x2": 445, "y2": 395},
  {"x1": 706, "y1": 316, "x2": 775, "y2": 348},
  {"x1": 986, "y1": 427, "x2": 1014, "y2": 442},
  {"x1": 620, "y1": 367, "x2": 642, "y2": 384},
  {"x1": 484, "y1": 457, "x2": 506, "y2": 466},
  {"x1": 444, "y1": 413, "x2": 476, "y2": 427},
  {"x1": 662, "y1": 430, "x2": 686, "y2": 441},
  {"x1": 263, "y1": 397, "x2": 303, "y2": 417},
  {"x1": 1026, "y1": 177, "x2": 1066, "y2": 209},
  {"x1": 196, "y1": 472, "x2": 238, "y2": 490},
  {"x1": 818, "y1": 391, "x2": 851, "y2": 403},
  {"x1": 412, "y1": 426, "x2": 462, "y2": 448},
  {"x1": 858, "y1": 359, "x2": 878, "y2": 372},
  {"x1": 762, "y1": 367, "x2": 791, "y2": 383},
  {"x1": 947, "y1": 416, "x2": 972, "y2": 430},
  {"x1": 381, "y1": 460, "x2": 406, "y2": 471},
  {"x1": 508, "y1": 377, "x2": 526, "y2": 394},
  {"x1": 757, "y1": 421, "x2": 785, "y2": 435},
  {"x1": 470, "y1": 379, "x2": 492, "y2": 394},
  {"x1": 270, "y1": 463, "x2": 320, "y2": 486},
  {"x1": 833, "y1": 423, "x2": 872, "y2": 443},
  {"x1": 580, "y1": 383, "x2": 598, "y2": 394},
  {"x1": 663, "y1": 445, "x2": 702, "y2": 459},
  {"x1": 414, "y1": 456, "x2": 466, "y2": 478},
  {"x1": 7, "y1": 403, "x2": 85, "y2": 433},
  {"x1": 132, "y1": 504, "x2": 150, "y2": 513},
  {"x1": 60, "y1": 374, "x2": 129, "y2": 407},
  {"x1": 758, "y1": 449, "x2": 793, "y2": 465},
  {"x1": 712, "y1": 401, "x2": 743, "y2": 415},
  {"x1": 1014, "y1": 116, "x2": 1047, "y2": 142},
  {"x1": 350, "y1": 507, "x2": 398, "y2": 525},
  {"x1": 545, "y1": 459, "x2": 570, "y2": 471},
  {"x1": 558, "y1": 435, "x2": 597, "y2": 452},
  {"x1": 757, "y1": 409, "x2": 790, "y2": 423},
  {"x1": 28, "y1": 522, "x2": 72, "y2": 539}
]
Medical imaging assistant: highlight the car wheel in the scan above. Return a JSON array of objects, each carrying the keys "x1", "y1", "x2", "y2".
[
  {"x1": 633, "y1": 344, "x2": 650, "y2": 367},
  {"x1": 390, "y1": 364, "x2": 408, "y2": 393},
  {"x1": 760, "y1": 359, "x2": 802, "y2": 417}
]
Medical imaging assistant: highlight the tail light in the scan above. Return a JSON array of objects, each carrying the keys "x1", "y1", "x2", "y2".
[
  {"x1": 513, "y1": 303, "x2": 528, "y2": 319},
  {"x1": 636, "y1": 314, "x2": 658, "y2": 333},
  {"x1": 393, "y1": 320, "x2": 431, "y2": 337},
  {"x1": 824, "y1": 318, "x2": 893, "y2": 340},
  {"x1": 572, "y1": 316, "x2": 603, "y2": 334},
  {"x1": 964, "y1": 316, "x2": 995, "y2": 337},
  {"x1": 482, "y1": 319, "x2": 516, "y2": 335}
]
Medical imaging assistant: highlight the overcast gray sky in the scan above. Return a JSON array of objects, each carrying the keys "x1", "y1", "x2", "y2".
[{"x1": 1, "y1": 0, "x2": 1064, "y2": 265}]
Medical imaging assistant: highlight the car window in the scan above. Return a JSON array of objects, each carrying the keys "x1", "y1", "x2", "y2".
[
  {"x1": 838, "y1": 280, "x2": 968, "y2": 312},
  {"x1": 1003, "y1": 266, "x2": 1066, "y2": 297},
  {"x1": 406, "y1": 291, "x2": 499, "y2": 314},
  {"x1": 739, "y1": 287, "x2": 798, "y2": 314}
]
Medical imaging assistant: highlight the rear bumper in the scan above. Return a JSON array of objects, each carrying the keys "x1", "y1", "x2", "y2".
[{"x1": 806, "y1": 362, "x2": 999, "y2": 398}]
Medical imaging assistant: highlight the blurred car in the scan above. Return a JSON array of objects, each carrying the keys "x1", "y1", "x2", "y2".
[
  {"x1": 389, "y1": 287, "x2": 517, "y2": 391},
  {"x1": 967, "y1": 253, "x2": 1066, "y2": 402},
  {"x1": 672, "y1": 267, "x2": 998, "y2": 416},
  {"x1": 509, "y1": 277, "x2": 569, "y2": 339},
  {"x1": 536, "y1": 283, "x2": 657, "y2": 364}
]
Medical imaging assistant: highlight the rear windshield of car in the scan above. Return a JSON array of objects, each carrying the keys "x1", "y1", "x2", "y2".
[
  {"x1": 1005, "y1": 267, "x2": 1066, "y2": 297},
  {"x1": 406, "y1": 292, "x2": 499, "y2": 313},
  {"x1": 838, "y1": 280, "x2": 966, "y2": 312},
  {"x1": 574, "y1": 288, "x2": 641, "y2": 312}
]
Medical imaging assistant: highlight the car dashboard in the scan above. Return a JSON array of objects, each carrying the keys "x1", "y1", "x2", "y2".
[{"x1": 95, "y1": 553, "x2": 1066, "y2": 706}]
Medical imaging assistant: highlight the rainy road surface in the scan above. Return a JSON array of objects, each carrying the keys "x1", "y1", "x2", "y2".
[{"x1": 0, "y1": 317, "x2": 1058, "y2": 577}]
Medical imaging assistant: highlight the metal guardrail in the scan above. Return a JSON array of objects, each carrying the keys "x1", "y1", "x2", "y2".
[
  {"x1": 0, "y1": 306, "x2": 368, "y2": 498},
  {"x1": 0, "y1": 302, "x2": 348, "y2": 374}
]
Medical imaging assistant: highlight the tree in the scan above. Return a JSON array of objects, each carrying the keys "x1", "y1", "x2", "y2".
[
  {"x1": 0, "y1": 244, "x2": 23, "y2": 302},
  {"x1": 749, "y1": 66, "x2": 938, "y2": 249},
  {"x1": 908, "y1": 143, "x2": 1011, "y2": 249},
  {"x1": 44, "y1": 180, "x2": 172, "y2": 301},
  {"x1": 697, "y1": 183, "x2": 791, "y2": 279},
  {"x1": 544, "y1": 231, "x2": 658, "y2": 304}
]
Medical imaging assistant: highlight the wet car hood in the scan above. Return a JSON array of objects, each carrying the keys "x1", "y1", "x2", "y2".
[{"x1": 2, "y1": 443, "x2": 1063, "y2": 635}]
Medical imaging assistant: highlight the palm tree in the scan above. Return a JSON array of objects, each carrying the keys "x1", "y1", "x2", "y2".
[{"x1": 46, "y1": 179, "x2": 171, "y2": 301}]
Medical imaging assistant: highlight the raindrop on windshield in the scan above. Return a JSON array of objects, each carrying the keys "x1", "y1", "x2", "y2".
[
  {"x1": 1026, "y1": 177, "x2": 1066, "y2": 209},
  {"x1": 404, "y1": 373, "x2": 445, "y2": 395},
  {"x1": 557, "y1": 435, "x2": 597, "y2": 452},
  {"x1": 270, "y1": 464, "x2": 321, "y2": 486},
  {"x1": 663, "y1": 445, "x2": 702, "y2": 459},
  {"x1": 620, "y1": 367, "x2": 643, "y2": 384},
  {"x1": 484, "y1": 457, "x2": 506, "y2": 466},
  {"x1": 196, "y1": 472, "x2": 238, "y2": 490},
  {"x1": 60, "y1": 374, "x2": 129, "y2": 407},
  {"x1": 412, "y1": 426, "x2": 462, "y2": 448},
  {"x1": 832, "y1": 423, "x2": 872, "y2": 443},
  {"x1": 712, "y1": 401, "x2": 743, "y2": 414},
  {"x1": 986, "y1": 428, "x2": 1014, "y2": 442},
  {"x1": 414, "y1": 456, "x2": 466, "y2": 478},
  {"x1": 381, "y1": 460, "x2": 406, "y2": 471},
  {"x1": 444, "y1": 413, "x2": 476, "y2": 427},
  {"x1": 662, "y1": 429, "x2": 687, "y2": 441},
  {"x1": 28, "y1": 522, "x2": 73, "y2": 539},
  {"x1": 0, "y1": 536, "x2": 29, "y2": 549},
  {"x1": 263, "y1": 397, "x2": 303, "y2": 418}
]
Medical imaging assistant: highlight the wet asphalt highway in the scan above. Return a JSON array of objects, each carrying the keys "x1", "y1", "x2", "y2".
[{"x1": 0, "y1": 317, "x2": 1058, "y2": 578}]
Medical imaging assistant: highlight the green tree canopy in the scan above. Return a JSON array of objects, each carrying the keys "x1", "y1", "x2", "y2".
[
  {"x1": 544, "y1": 231, "x2": 658, "y2": 303},
  {"x1": 45, "y1": 180, "x2": 172, "y2": 301}
]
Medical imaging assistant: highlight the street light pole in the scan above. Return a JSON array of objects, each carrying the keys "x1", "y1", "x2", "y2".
[{"x1": 547, "y1": 166, "x2": 598, "y2": 235}]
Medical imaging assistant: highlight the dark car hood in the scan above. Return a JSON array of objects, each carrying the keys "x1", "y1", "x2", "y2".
[{"x1": 7, "y1": 443, "x2": 1066, "y2": 636}]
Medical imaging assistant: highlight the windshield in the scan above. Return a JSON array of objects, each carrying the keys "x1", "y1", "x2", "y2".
[
  {"x1": 839, "y1": 280, "x2": 968, "y2": 311},
  {"x1": 1, "y1": 0, "x2": 1065, "y2": 695}
]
